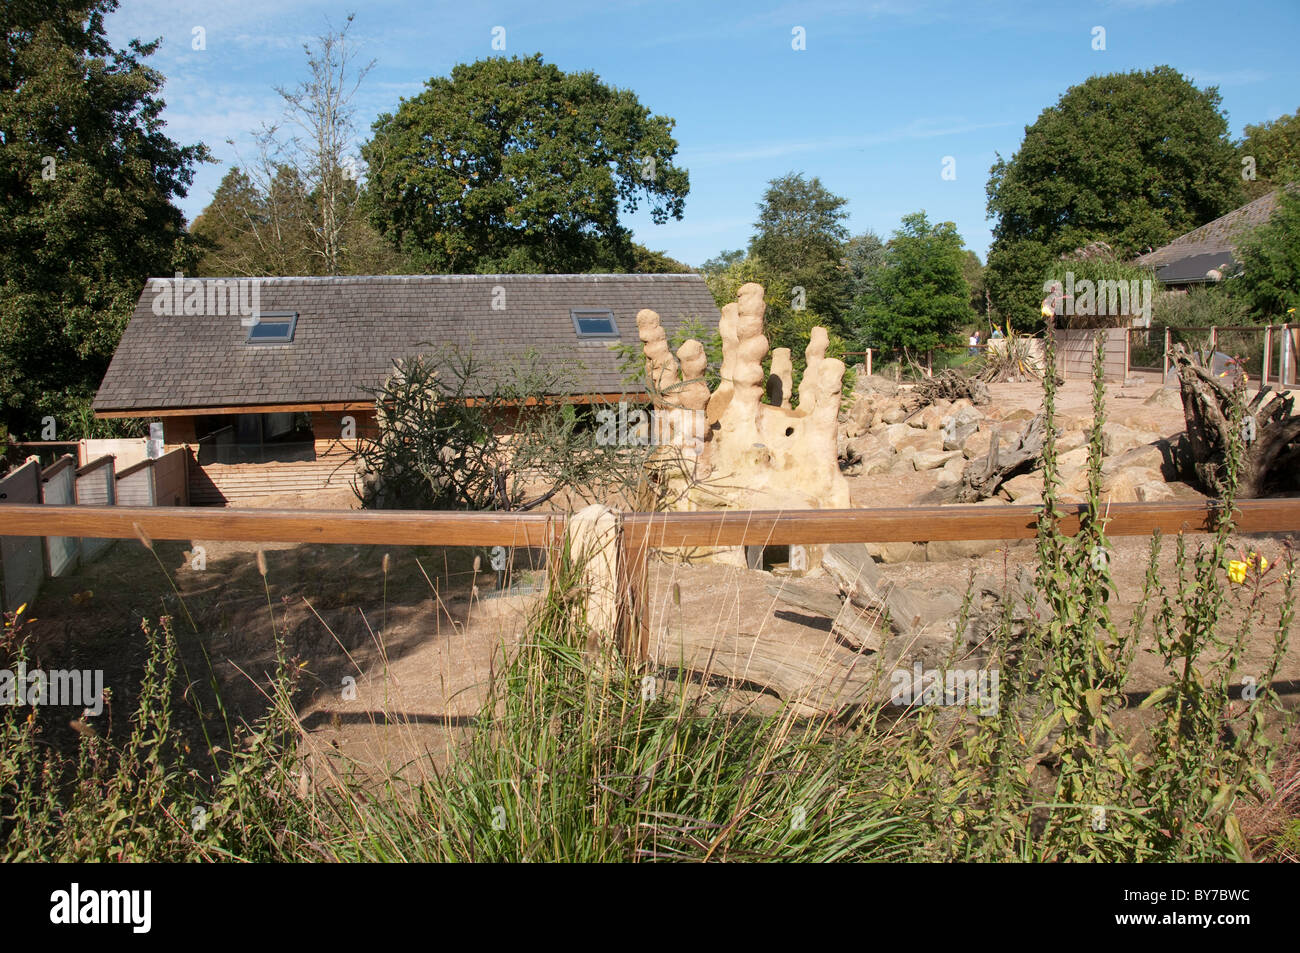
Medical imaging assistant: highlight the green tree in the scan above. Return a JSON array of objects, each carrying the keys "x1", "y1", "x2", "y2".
[
  {"x1": 852, "y1": 212, "x2": 970, "y2": 354},
  {"x1": 1239, "y1": 109, "x2": 1300, "y2": 199},
  {"x1": 986, "y1": 67, "x2": 1243, "y2": 327},
  {"x1": 960, "y1": 249, "x2": 987, "y2": 321},
  {"x1": 0, "y1": 0, "x2": 208, "y2": 437},
  {"x1": 191, "y1": 164, "x2": 400, "y2": 277},
  {"x1": 1235, "y1": 186, "x2": 1300, "y2": 318},
  {"x1": 630, "y1": 244, "x2": 693, "y2": 273},
  {"x1": 749, "y1": 173, "x2": 851, "y2": 326},
  {"x1": 843, "y1": 230, "x2": 887, "y2": 303},
  {"x1": 362, "y1": 54, "x2": 688, "y2": 274},
  {"x1": 699, "y1": 248, "x2": 745, "y2": 274}
]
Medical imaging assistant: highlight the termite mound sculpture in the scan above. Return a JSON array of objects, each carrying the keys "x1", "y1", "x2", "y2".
[{"x1": 637, "y1": 281, "x2": 850, "y2": 572}]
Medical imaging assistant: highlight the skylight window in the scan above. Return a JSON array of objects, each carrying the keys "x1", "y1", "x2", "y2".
[
  {"x1": 245, "y1": 312, "x2": 298, "y2": 345},
  {"x1": 571, "y1": 308, "x2": 618, "y2": 338}
]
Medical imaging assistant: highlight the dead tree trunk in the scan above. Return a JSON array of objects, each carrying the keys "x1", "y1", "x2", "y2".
[
  {"x1": 956, "y1": 413, "x2": 1047, "y2": 503},
  {"x1": 1171, "y1": 344, "x2": 1300, "y2": 498}
]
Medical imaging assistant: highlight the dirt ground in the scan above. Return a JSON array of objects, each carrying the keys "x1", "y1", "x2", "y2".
[{"x1": 18, "y1": 377, "x2": 1300, "y2": 776}]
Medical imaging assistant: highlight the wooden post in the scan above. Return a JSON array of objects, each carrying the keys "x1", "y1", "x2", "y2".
[
  {"x1": 865, "y1": 347, "x2": 872, "y2": 378},
  {"x1": 618, "y1": 523, "x2": 650, "y2": 662},
  {"x1": 1210, "y1": 325, "x2": 1218, "y2": 356},
  {"x1": 926, "y1": 350, "x2": 933, "y2": 378},
  {"x1": 1163, "y1": 326, "x2": 1171, "y2": 381},
  {"x1": 1283, "y1": 323, "x2": 1294, "y2": 386},
  {"x1": 1262, "y1": 325, "x2": 1272, "y2": 388}
]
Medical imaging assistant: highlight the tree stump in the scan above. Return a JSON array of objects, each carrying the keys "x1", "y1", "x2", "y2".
[{"x1": 1171, "y1": 345, "x2": 1300, "y2": 498}]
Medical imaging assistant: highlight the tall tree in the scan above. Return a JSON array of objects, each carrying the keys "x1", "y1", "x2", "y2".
[
  {"x1": 985, "y1": 67, "x2": 1242, "y2": 327},
  {"x1": 362, "y1": 54, "x2": 688, "y2": 273},
  {"x1": 851, "y1": 212, "x2": 970, "y2": 354},
  {"x1": 843, "y1": 230, "x2": 887, "y2": 303},
  {"x1": 1234, "y1": 186, "x2": 1300, "y2": 318},
  {"x1": 193, "y1": 15, "x2": 394, "y2": 278},
  {"x1": 749, "y1": 173, "x2": 851, "y2": 325},
  {"x1": 0, "y1": 0, "x2": 208, "y2": 437},
  {"x1": 1239, "y1": 109, "x2": 1300, "y2": 200},
  {"x1": 269, "y1": 14, "x2": 374, "y2": 275}
]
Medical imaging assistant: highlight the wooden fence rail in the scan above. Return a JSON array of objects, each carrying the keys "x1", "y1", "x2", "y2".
[
  {"x1": 4, "y1": 499, "x2": 1299, "y2": 548},
  {"x1": 6, "y1": 499, "x2": 1299, "y2": 659}
]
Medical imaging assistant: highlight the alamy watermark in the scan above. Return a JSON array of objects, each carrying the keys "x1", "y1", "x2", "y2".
[
  {"x1": 890, "y1": 662, "x2": 999, "y2": 716},
  {"x1": 1042, "y1": 272, "x2": 1154, "y2": 324},
  {"x1": 149, "y1": 272, "x2": 263, "y2": 325},
  {"x1": 0, "y1": 664, "x2": 104, "y2": 716},
  {"x1": 595, "y1": 401, "x2": 708, "y2": 457}
]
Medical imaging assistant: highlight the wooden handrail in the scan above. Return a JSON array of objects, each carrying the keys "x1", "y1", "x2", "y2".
[{"x1": 1, "y1": 499, "x2": 1296, "y2": 547}]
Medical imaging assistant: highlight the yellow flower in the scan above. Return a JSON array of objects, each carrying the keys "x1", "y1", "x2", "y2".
[
  {"x1": 1247, "y1": 551, "x2": 1269, "y2": 572},
  {"x1": 1227, "y1": 560, "x2": 1248, "y2": 584}
]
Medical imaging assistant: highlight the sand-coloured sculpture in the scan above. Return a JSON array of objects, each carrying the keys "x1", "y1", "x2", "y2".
[{"x1": 636, "y1": 282, "x2": 850, "y2": 570}]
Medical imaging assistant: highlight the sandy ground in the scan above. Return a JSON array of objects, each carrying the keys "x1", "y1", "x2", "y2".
[{"x1": 18, "y1": 377, "x2": 1299, "y2": 777}]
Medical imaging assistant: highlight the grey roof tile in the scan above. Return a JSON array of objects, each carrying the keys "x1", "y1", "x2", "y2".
[{"x1": 94, "y1": 274, "x2": 720, "y2": 412}]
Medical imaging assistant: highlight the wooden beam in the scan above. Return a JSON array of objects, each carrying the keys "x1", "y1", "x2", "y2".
[
  {"x1": 0, "y1": 504, "x2": 566, "y2": 548},
  {"x1": 622, "y1": 500, "x2": 1300, "y2": 547},
  {"x1": 95, "y1": 392, "x2": 650, "y2": 419},
  {"x1": 95, "y1": 402, "x2": 375, "y2": 419},
  {"x1": 3, "y1": 500, "x2": 1297, "y2": 549}
]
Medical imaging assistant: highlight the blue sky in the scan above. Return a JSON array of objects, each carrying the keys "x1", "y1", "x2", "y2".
[{"x1": 105, "y1": 0, "x2": 1299, "y2": 267}]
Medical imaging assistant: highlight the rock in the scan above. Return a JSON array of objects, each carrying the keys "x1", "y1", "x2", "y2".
[
  {"x1": 847, "y1": 433, "x2": 881, "y2": 460},
  {"x1": 962, "y1": 430, "x2": 994, "y2": 460},
  {"x1": 926, "y1": 538, "x2": 1020, "y2": 561},
  {"x1": 891, "y1": 446, "x2": 920, "y2": 472},
  {"x1": 1100, "y1": 466, "x2": 1164, "y2": 503},
  {"x1": 935, "y1": 454, "x2": 966, "y2": 488},
  {"x1": 1100, "y1": 422, "x2": 1160, "y2": 456},
  {"x1": 843, "y1": 396, "x2": 874, "y2": 438},
  {"x1": 941, "y1": 406, "x2": 983, "y2": 450},
  {"x1": 1143, "y1": 386, "x2": 1181, "y2": 408},
  {"x1": 1101, "y1": 442, "x2": 1164, "y2": 477},
  {"x1": 865, "y1": 540, "x2": 926, "y2": 564},
  {"x1": 1002, "y1": 408, "x2": 1036, "y2": 425},
  {"x1": 895, "y1": 431, "x2": 943, "y2": 455},
  {"x1": 1137, "y1": 480, "x2": 1174, "y2": 502},
  {"x1": 882, "y1": 404, "x2": 909, "y2": 425},
  {"x1": 914, "y1": 404, "x2": 947, "y2": 430},
  {"x1": 1056, "y1": 429, "x2": 1087, "y2": 454},
  {"x1": 882, "y1": 423, "x2": 916, "y2": 450},
  {"x1": 861, "y1": 451, "x2": 895, "y2": 475},
  {"x1": 914, "y1": 448, "x2": 964, "y2": 471},
  {"x1": 1002, "y1": 472, "x2": 1044, "y2": 501}
]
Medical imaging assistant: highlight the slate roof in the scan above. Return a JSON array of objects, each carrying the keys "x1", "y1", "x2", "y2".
[
  {"x1": 94, "y1": 274, "x2": 719, "y2": 414},
  {"x1": 1134, "y1": 189, "x2": 1283, "y2": 285}
]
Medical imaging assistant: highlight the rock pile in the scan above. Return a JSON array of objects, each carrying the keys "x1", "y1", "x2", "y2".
[{"x1": 837, "y1": 379, "x2": 1192, "y2": 561}]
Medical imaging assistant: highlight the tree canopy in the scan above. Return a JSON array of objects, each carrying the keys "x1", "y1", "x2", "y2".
[
  {"x1": 0, "y1": 0, "x2": 207, "y2": 437},
  {"x1": 749, "y1": 173, "x2": 851, "y2": 325},
  {"x1": 985, "y1": 67, "x2": 1243, "y2": 327},
  {"x1": 850, "y1": 212, "x2": 971, "y2": 353},
  {"x1": 361, "y1": 54, "x2": 688, "y2": 274},
  {"x1": 1240, "y1": 109, "x2": 1300, "y2": 200},
  {"x1": 1235, "y1": 186, "x2": 1300, "y2": 317}
]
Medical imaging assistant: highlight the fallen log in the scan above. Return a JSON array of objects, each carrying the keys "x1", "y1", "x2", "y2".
[{"x1": 956, "y1": 413, "x2": 1047, "y2": 503}]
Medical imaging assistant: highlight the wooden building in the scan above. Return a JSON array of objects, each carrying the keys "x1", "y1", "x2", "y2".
[{"x1": 94, "y1": 273, "x2": 719, "y2": 504}]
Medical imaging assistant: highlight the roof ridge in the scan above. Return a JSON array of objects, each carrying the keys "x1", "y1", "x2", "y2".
[{"x1": 145, "y1": 273, "x2": 703, "y2": 283}]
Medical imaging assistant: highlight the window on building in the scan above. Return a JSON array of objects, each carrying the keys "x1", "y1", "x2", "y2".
[
  {"x1": 246, "y1": 312, "x2": 298, "y2": 344},
  {"x1": 570, "y1": 308, "x2": 618, "y2": 338}
]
